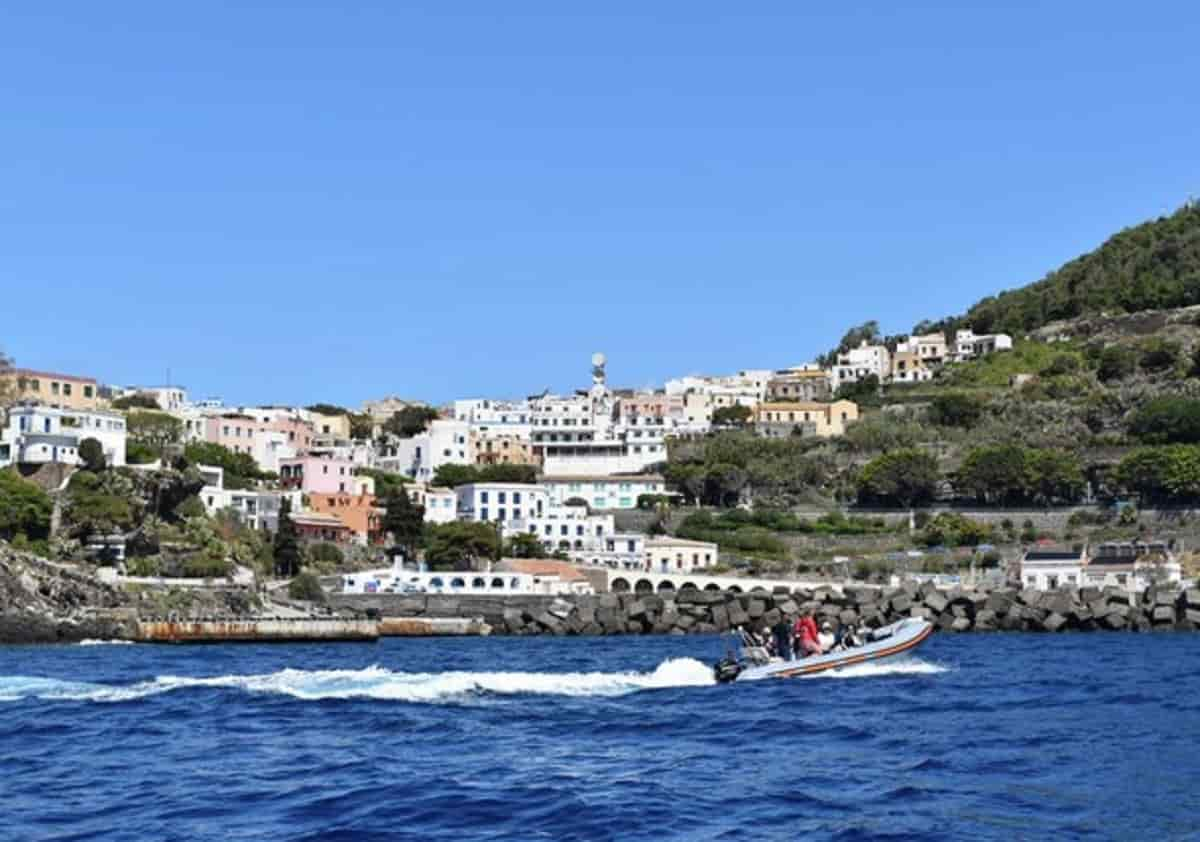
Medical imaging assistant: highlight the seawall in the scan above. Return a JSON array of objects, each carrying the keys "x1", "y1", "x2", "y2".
[
  {"x1": 331, "y1": 584, "x2": 1200, "y2": 636},
  {"x1": 134, "y1": 618, "x2": 380, "y2": 643}
]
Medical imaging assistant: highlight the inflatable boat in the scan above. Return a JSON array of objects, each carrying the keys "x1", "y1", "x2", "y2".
[{"x1": 713, "y1": 618, "x2": 934, "y2": 683}]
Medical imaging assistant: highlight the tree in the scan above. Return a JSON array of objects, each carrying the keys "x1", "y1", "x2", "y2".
[
  {"x1": 1117, "y1": 445, "x2": 1200, "y2": 502},
  {"x1": 111, "y1": 393, "x2": 161, "y2": 410},
  {"x1": 182, "y1": 441, "x2": 265, "y2": 489},
  {"x1": 0, "y1": 470, "x2": 52, "y2": 540},
  {"x1": 504, "y1": 531, "x2": 545, "y2": 558},
  {"x1": 927, "y1": 393, "x2": 985, "y2": 428},
  {"x1": 1026, "y1": 449, "x2": 1085, "y2": 505},
  {"x1": 712, "y1": 405, "x2": 752, "y2": 427},
  {"x1": 78, "y1": 437, "x2": 106, "y2": 472},
  {"x1": 0, "y1": 348, "x2": 15, "y2": 407},
  {"x1": 288, "y1": 570, "x2": 327, "y2": 602},
  {"x1": 856, "y1": 449, "x2": 939, "y2": 507},
  {"x1": 834, "y1": 374, "x2": 882, "y2": 407},
  {"x1": 126, "y1": 411, "x2": 182, "y2": 457},
  {"x1": 273, "y1": 498, "x2": 302, "y2": 577},
  {"x1": 356, "y1": 467, "x2": 409, "y2": 498},
  {"x1": 305, "y1": 403, "x2": 350, "y2": 417},
  {"x1": 64, "y1": 472, "x2": 136, "y2": 540},
  {"x1": 432, "y1": 463, "x2": 478, "y2": 488},
  {"x1": 1128, "y1": 397, "x2": 1200, "y2": 445},
  {"x1": 956, "y1": 445, "x2": 1031, "y2": 505},
  {"x1": 820, "y1": 320, "x2": 882, "y2": 365},
  {"x1": 383, "y1": 485, "x2": 425, "y2": 560},
  {"x1": 349, "y1": 413, "x2": 374, "y2": 440},
  {"x1": 383, "y1": 406, "x2": 439, "y2": 438},
  {"x1": 424, "y1": 521, "x2": 501, "y2": 570}
]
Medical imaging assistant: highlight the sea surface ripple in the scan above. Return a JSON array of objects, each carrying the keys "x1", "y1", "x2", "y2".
[{"x1": 1, "y1": 633, "x2": 1198, "y2": 841}]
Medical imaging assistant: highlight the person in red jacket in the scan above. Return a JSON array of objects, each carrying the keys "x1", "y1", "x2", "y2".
[{"x1": 793, "y1": 612, "x2": 821, "y2": 657}]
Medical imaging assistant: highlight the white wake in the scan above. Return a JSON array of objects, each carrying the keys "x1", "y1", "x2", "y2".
[
  {"x1": 0, "y1": 657, "x2": 716, "y2": 705},
  {"x1": 802, "y1": 657, "x2": 947, "y2": 679}
]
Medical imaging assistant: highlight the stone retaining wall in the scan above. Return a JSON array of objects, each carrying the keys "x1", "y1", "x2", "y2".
[{"x1": 334, "y1": 584, "x2": 1200, "y2": 636}]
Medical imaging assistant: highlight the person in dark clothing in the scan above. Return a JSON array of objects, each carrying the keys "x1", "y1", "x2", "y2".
[{"x1": 772, "y1": 618, "x2": 794, "y2": 661}]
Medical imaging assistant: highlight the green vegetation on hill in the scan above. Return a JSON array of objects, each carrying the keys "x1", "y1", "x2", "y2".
[{"x1": 962, "y1": 203, "x2": 1200, "y2": 335}]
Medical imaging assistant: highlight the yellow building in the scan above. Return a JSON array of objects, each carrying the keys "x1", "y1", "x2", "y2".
[
  {"x1": 753, "y1": 399, "x2": 859, "y2": 438},
  {"x1": 1, "y1": 368, "x2": 100, "y2": 410},
  {"x1": 309, "y1": 411, "x2": 352, "y2": 439}
]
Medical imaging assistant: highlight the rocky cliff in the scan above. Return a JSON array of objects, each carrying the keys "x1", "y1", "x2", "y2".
[{"x1": 0, "y1": 546, "x2": 134, "y2": 643}]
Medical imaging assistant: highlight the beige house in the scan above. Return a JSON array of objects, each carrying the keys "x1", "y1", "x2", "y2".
[
  {"x1": 309, "y1": 411, "x2": 352, "y2": 439},
  {"x1": 472, "y1": 431, "x2": 538, "y2": 466},
  {"x1": 890, "y1": 349, "x2": 934, "y2": 383},
  {"x1": 1, "y1": 368, "x2": 99, "y2": 411},
  {"x1": 753, "y1": 399, "x2": 859, "y2": 438},
  {"x1": 766, "y1": 367, "x2": 831, "y2": 401},
  {"x1": 644, "y1": 536, "x2": 719, "y2": 574}
]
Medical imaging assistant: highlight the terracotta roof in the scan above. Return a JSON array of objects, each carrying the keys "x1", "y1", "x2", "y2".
[{"x1": 494, "y1": 559, "x2": 588, "y2": 581}]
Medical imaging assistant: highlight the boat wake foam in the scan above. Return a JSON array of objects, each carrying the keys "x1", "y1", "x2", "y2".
[
  {"x1": 0, "y1": 658, "x2": 716, "y2": 705},
  {"x1": 803, "y1": 657, "x2": 947, "y2": 680},
  {"x1": 77, "y1": 639, "x2": 134, "y2": 646}
]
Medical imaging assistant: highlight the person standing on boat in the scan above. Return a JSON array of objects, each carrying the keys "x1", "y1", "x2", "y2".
[
  {"x1": 795, "y1": 612, "x2": 821, "y2": 658},
  {"x1": 772, "y1": 617, "x2": 794, "y2": 660}
]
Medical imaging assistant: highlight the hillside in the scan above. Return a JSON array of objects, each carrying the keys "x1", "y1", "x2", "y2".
[{"x1": 955, "y1": 202, "x2": 1200, "y2": 336}]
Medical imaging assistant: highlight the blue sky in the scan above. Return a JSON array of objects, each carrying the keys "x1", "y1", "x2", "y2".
[{"x1": 3, "y1": 2, "x2": 1198, "y2": 406}]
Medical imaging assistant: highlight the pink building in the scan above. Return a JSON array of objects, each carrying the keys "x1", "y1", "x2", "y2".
[
  {"x1": 204, "y1": 412, "x2": 314, "y2": 459},
  {"x1": 279, "y1": 454, "x2": 360, "y2": 494}
]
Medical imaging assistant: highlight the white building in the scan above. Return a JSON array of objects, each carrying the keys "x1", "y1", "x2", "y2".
[
  {"x1": 952, "y1": 329, "x2": 1014, "y2": 362},
  {"x1": 0, "y1": 405, "x2": 127, "y2": 468},
  {"x1": 831, "y1": 341, "x2": 891, "y2": 390},
  {"x1": 1019, "y1": 545, "x2": 1086, "y2": 590},
  {"x1": 665, "y1": 369, "x2": 771, "y2": 410},
  {"x1": 455, "y1": 482, "x2": 549, "y2": 524},
  {"x1": 644, "y1": 536, "x2": 720, "y2": 574},
  {"x1": 531, "y1": 354, "x2": 672, "y2": 476},
  {"x1": 1083, "y1": 541, "x2": 1183, "y2": 592},
  {"x1": 541, "y1": 474, "x2": 667, "y2": 510},
  {"x1": 197, "y1": 464, "x2": 298, "y2": 532},
  {"x1": 380, "y1": 418, "x2": 472, "y2": 481},
  {"x1": 341, "y1": 561, "x2": 593, "y2": 597}
]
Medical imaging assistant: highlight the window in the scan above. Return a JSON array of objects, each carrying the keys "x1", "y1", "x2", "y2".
[
  {"x1": 594, "y1": 497, "x2": 605, "y2": 508},
  {"x1": 480, "y1": 507, "x2": 489, "y2": 521},
  {"x1": 51, "y1": 382, "x2": 60, "y2": 395},
  {"x1": 513, "y1": 508, "x2": 521, "y2": 520},
  {"x1": 480, "y1": 491, "x2": 489, "y2": 503},
  {"x1": 63, "y1": 383, "x2": 72, "y2": 396},
  {"x1": 560, "y1": 525, "x2": 569, "y2": 536},
  {"x1": 576, "y1": 525, "x2": 584, "y2": 536},
  {"x1": 498, "y1": 508, "x2": 506, "y2": 521},
  {"x1": 498, "y1": 492, "x2": 506, "y2": 504},
  {"x1": 544, "y1": 525, "x2": 553, "y2": 536},
  {"x1": 513, "y1": 492, "x2": 521, "y2": 504}
]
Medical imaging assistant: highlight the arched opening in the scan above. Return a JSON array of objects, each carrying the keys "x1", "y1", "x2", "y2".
[
  {"x1": 728, "y1": 585, "x2": 742, "y2": 594},
  {"x1": 574, "y1": 540, "x2": 583, "y2": 550},
  {"x1": 430, "y1": 577, "x2": 445, "y2": 589},
  {"x1": 751, "y1": 586, "x2": 768, "y2": 593},
  {"x1": 450, "y1": 577, "x2": 466, "y2": 589},
  {"x1": 635, "y1": 579, "x2": 654, "y2": 594},
  {"x1": 704, "y1": 583, "x2": 721, "y2": 592},
  {"x1": 510, "y1": 577, "x2": 522, "y2": 590},
  {"x1": 679, "y1": 582, "x2": 698, "y2": 592},
  {"x1": 491, "y1": 577, "x2": 505, "y2": 589},
  {"x1": 471, "y1": 577, "x2": 486, "y2": 589},
  {"x1": 656, "y1": 580, "x2": 676, "y2": 593},
  {"x1": 612, "y1": 577, "x2": 631, "y2": 592}
]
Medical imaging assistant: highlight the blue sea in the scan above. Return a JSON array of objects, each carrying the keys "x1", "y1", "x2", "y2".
[{"x1": 1, "y1": 633, "x2": 1198, "y2": 841}]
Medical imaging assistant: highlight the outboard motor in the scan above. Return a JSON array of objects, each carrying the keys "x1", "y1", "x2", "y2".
[{"x1": 713, "y1": 656, "x2": 742, "y2": 684}]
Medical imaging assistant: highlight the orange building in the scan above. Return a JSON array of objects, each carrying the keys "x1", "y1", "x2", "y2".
[{"x1": 307, "y1": 492, "x2": 385, "y2": 545}]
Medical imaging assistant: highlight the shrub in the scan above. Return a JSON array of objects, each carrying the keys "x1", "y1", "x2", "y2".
[
  {"x1": 1139, "y1": 338, "x2": 1180, "y2": 372},
  {"x1": 1040, "y1": 354, "x2": 1080, "y2": 377},
  {"x1": 306, "y1": 541, "x2": 345, "y2": 570},
  {"x1": 927, "y1": 393, "x2": 984, "y2": 428},
  {"x1": 288, "y1": 571, "x2": 327, "y2": 602},
  {"x1": 1097, "y1": 346, "x2": 1137, "y2": 382},
  {"x1": 1128, "y1": 397, "x2": 1200, "y2": 444},
  {"x1": 173, "y1": 495, "x2": 207, "y2": 520}
]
